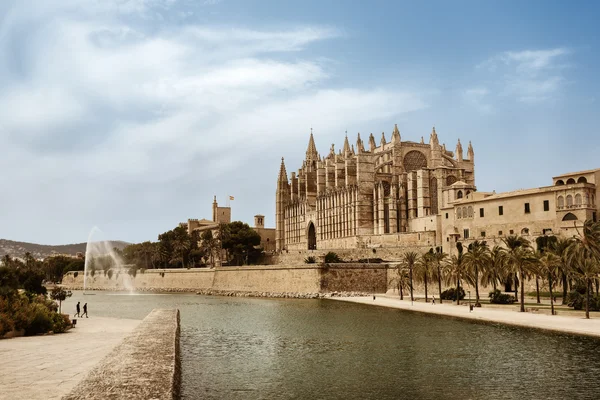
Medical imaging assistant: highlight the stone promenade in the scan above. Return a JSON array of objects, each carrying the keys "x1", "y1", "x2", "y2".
[
  {"x1": 0, "y1": 316, "x2": 140, "y2": 400},
  {"x1": 333, "y1": 295, "x2": 600, "y2": 338}
]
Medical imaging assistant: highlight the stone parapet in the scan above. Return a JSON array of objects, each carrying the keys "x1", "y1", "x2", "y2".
[{"x1": 63, "y1": 308, "x2": 180, "y2": 400}]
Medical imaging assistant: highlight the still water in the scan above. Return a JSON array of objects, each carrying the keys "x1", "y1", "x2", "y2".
[{"x1": 63, "y1": 292, "x2": 600, "y2": 400}]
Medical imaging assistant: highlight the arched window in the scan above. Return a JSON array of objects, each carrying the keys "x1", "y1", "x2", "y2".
[
  {"x1": 463, "y1": 207, "x2": 468, "y2": 218},
  {"x1": 447, "y1": 175, "x2": 457, "y2": 186},
  {"x1": 457, "y1": 207, "x2": 462, "y2": 219},
  {"x1": 557, "y1": 196, "x2": 564, "y2": 208},
  {"x1": 577, "y1": 177, "x2": 587, "y2": 183},
  {"x1": 555, "y1": 180, "x2": 565, "y2": 186},
  {"x1": 403, "y1": 151, "x2": 428, "y2": 172},
  {"x1": 575, "y1": 194, "x2": 582, "y2": 205},
  {"x1": 567, "y1": 178, "x2": 576, "y2": 184},
  {"x1": 521, "y1": 228, "x2": 530, "y2": 235},
  {"x1": 562, "y1": 213, "x2": 578, "y2": 221},
  {"x1": 468, "y1": 206, "x2": 473, "y2": 218},
  {"x1": 457, "y1": 190, "x2": 463, "y2": 199},
  {"x1": 566, "y1": 195, "x2": 573, "y2": 207}
]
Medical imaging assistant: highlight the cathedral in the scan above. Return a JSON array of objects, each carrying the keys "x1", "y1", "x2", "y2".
[{"x1": 275, "y1": 125, "x2": 476, "y2": 252}]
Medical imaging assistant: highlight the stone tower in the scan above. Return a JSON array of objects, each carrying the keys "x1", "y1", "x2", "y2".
[{"x1": 275, "y1": 158, "x2": 290, "y2": 252}]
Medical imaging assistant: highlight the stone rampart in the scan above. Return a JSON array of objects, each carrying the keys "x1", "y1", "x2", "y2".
[
  {"x1": 63, "y1": 309, "x2": 180, "y2": 400},
  {"x1": 212, "y1": 265, "x2": 321, "y2": 293}
]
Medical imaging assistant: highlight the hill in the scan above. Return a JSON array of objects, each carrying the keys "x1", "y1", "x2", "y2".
[{"x1": 0, "y1": 239, "x2": 130, "y2": 260}]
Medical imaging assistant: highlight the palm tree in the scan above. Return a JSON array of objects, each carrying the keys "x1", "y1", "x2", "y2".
[
  {"x1": 444, "y1": 243, "x2": 467, "y2": 305},
  {"x1": 481, "y1": 246, "x2": 506, "y2": 292},
  {"x1": 566, "y1": 219, "x2": 600, "y2": 319},
  {"x1": 537, "y1": 252, "x2": 562, "y2": 316},
  {"x1": 463, "y1": 240, "x2": 490, "y2": 307},
  {"x1": 431, "y1": 248, "x2": 448, "y2": 304},
  {"x1": 550, "y1": 237, "x2": 572, "y2": 304},
  {"x1": 389, "y1": 266, "x2": 410, "y2": 300},
  {"x1": 415, "y1": 251, "x2": 434, "y2": 302},
  {"x1": 503, "y1": 235, "x2": 536, "y2": 312},
  {"x1": 401, "y1": 252, "x2": 419, "y2": 302}
]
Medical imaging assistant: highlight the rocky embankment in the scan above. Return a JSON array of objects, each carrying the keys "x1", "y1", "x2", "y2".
[{"x1": 194, "y1": 289, "x2": 372, "y2": 299}]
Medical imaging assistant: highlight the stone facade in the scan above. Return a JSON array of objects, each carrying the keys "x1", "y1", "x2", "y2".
[{"x1": 276, "y1": 126, "x2": 475, "y2": 252}]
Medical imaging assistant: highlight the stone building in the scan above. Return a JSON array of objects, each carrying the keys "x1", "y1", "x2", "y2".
[
  {"x1": 441, "y1": 169, "x2": 599, "y2": 254},
  {"x1": 276, "y1": 125, "x2": 475, "y2": 252}
]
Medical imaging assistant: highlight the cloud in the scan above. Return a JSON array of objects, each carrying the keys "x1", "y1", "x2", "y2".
[
  {"x1": 0, "y1": 0, "x2": 425, "y2": 243},
  {"x1": 476, "y1": 47, "x2": 570, "y2": 103},
  {"x1": 462, "y1": 87, "x2": 492, "y2": 113}
]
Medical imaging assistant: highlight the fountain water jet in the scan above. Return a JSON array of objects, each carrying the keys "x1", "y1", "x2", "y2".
[{"x1": 83, "y1": 227, "x2": 133, "y2": 293}]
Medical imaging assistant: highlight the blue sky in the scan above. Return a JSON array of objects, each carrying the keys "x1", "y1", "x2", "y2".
[{"x1": 0, "y1": 0, "x2": 599, "y2": 244}]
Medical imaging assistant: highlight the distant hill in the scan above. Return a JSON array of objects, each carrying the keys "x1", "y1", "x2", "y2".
[{"x1": 0, "y1": 239, "x2": 130, "y2": 260}]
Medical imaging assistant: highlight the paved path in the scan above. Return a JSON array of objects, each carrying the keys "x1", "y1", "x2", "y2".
[
  {"x1": 333, "y1": 295, "x2": 600, "y2": 338},
  {"x1": 0, "y1": 317, "x2": 141, "y2": 400}
]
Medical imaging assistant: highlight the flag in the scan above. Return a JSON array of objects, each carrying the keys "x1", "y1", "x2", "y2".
[{"x1": 229, "y1": 196, "x2": 235, "y2": 200}]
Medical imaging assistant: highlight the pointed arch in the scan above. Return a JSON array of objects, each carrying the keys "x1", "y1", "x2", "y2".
[
  {"x1": 457, "y1": 190, "x2": 463, "y2": 199},
  {"x1": 557, "y1": 196, "x2": 564, "y2": 208},
  {"x1": 566, "y1": 195, "x2": 573, "y2": 207},
  {"x1": 446, "y1": 175, "x2": 457, "y2": 186},
  {"x1": 575, "y1": 193, "x2": 582, "y2": 205},
  {"x1": 307, "y1": 222, "x2": 317, "y2": 250},
  {"x1": 562, "y1": 213, "x2": 578, "y2": 221}
]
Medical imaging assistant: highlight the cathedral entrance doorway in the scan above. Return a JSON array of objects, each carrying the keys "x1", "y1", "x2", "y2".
[{"x1": 307, "y1": 222, "x2": 317, "y2": 250}]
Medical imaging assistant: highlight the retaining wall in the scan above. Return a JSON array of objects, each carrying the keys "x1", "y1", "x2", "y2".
[{"x1": 63, "y1": 309, "x2": 180, "y2": 400}]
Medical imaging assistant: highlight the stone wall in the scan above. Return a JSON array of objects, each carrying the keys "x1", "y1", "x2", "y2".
[
  {"x1": 212, "y1": 265, "x2": 321, "y2": 293},
  {"x1": 63, "y1": 309, "x2": 180, "y2": 400},
  {"x1": 321, "y1": 263, "x2": 387, "y2": 293}
]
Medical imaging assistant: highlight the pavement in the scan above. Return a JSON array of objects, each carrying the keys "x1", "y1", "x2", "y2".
[
  {"x1": 0, "y1": 316, "x2": 141, "y2": 400},
  {"x1": 333, "y1": 294, "x2": 600, "y2": 338}
]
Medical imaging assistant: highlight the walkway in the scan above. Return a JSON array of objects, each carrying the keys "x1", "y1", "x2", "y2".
[
  {"x1": 0, "y1": 317, "x2": 141, "y2": 400},
  {"x1": 332, "y1": 295, "x2": 600, "y2": 338}
]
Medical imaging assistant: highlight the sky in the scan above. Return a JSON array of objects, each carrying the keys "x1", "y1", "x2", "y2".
[{"x1": 1, "y1": 0, "x2": 599, "y2": 245}]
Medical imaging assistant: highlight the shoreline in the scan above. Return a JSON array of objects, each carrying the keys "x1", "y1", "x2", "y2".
[{"x1": 331, "y1": 295, "x2": 600, "y2": 339}]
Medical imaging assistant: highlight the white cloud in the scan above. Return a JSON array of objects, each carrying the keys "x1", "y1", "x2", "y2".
[
  {"x1": 0, "y1": 0, "x2": 425, "y2": 243},
  {"x1": 476, "y1": 47, "x2": 570, "y2": 103}
]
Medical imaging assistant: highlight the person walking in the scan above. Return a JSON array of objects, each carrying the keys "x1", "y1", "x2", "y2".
[
  {"x1": 81, "y1": 303, "x2": 88, "y2": 318},
  {"x1": 432, "y1": 296, "x2": 436, "y2": 305},
  {"x1": 75, "y1": 302, "x2": 80, "y2": 317}
]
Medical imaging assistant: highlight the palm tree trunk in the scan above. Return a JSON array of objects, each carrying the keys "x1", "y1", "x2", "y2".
[
  {"x1": 519, "y1": 268, "x2": 525, "y2": 313},
  {"x1": 400, "y1": 285, "x2": 403, "y2": 300},
  {"x1": 586, "y1": 278, "x2": 591, "y2": 319},
  {"x1": 535, "y1": 277, "x2": 541, "y2": 304},
  {"x1": 493, "y1": 278, "x2": 497, "y2": 292},
  {"x1": 548, "y1": 274, "x2": 555, "y2": 316},
  {"x1": 437, "y1": 266, "x2": 443, "y2": 304},
  {"x1": 514, "y1": 273, "x2": 518, "y2": 302},
  {"x1": 409, "y1": 267, "x2": 414, "y2": 302},
  {"x1": 424, "y1": 273, "x2": 428, "y2": 302},
  {"x1": 456, "y1": 278, "x2": 461, "y2": 306},
  {"x1": 475, "y1": 266, "x2": 480, "y2": 306},
  {"x1": 595, "y1": 279, "x2": 599, "y2": 296},
  {"x1": 562, "y1": 272, "x2": 568, "y2": 305}
]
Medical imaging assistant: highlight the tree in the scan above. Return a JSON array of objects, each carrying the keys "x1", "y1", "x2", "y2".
[
  {"x1": 0, "y1": 266, "x2": 19, "y2": 299},
  {"x1": 537, "y1": 252, "x2": 561, "y2": 316},
  {"x1": 503, "y1": 235, "x2": 536, "y2": 312},
  {"x1": 481, "y1": 246, "x2": 506, "y2": 293},
  {"x1": 220, "y1": 222, "x2": 262, "y2": 266},
  {"x1": 444, "y1": 242, "x2": 467, "y2": 305},
  {"x1": 566, "y1": 219, "x2": 600, "y2": 319},
  {"x1": 201, "y1": 230, "x2": 219, "y2": 267},
  {"x1": 389, "y1": 266, "x2": 410, "y2": 300},
  {"x1": 431, "y1": 247, "x2": 448, "y2": 304},
  {"x1": 50, "y1": 287, "x2": 72, "y2": 314},
  {"x1": 463, "y1": 240, "x2": 490, "y2": 307},
  {"x1": 415, "y1": 250, "x2": 434, "y2": 302},
  {"x1": 400, "y1": 252, "x2": 419, "y2": 302}
]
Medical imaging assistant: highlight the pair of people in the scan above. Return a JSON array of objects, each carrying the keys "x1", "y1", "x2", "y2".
[{"x1": 75, "y1": 301, "x2": 88, "y2": 318}]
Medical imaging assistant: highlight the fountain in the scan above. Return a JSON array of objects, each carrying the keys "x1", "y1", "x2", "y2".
[{"x1": 83, "y1": 227, "x2": 133, "y2": 293}]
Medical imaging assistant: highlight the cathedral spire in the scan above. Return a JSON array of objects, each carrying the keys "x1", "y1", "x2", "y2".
[
  {"x1": 455, "y1": 139, "x2": 463, "y2": 162},
  {"x1": 391, "y1": 124, "x2": 401, "y2": 143},
  {"x1": 306, "y1": 130, "x2": 318, "y2": 161},
  {"x1": 356, "y1": 133, "x2": 365, "y2": 153},
  {"x1": 343, "y1": 134, "x2": 351, "y2": 156},
  {"x1": 369, "y1": 133, "x2": 376, "y2": 151},
  {"x1": 380, "y1": 131, "x2": 387, "y2": 146},
  {"x1": 467, "y1": 140, "x2": 474, "y2": 161},
  {"x1": 277, "y1": 157, "x2": 289, "y2": 185},
  {"x1": 429, "y1": 126, "x2": 439, "y2": 146}
]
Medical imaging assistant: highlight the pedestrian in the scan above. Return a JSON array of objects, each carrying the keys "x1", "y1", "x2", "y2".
[
  {"x1": 432, "y1": 296, "x2": 436, "y2": 305},
  {"x1": 373, "y1": 295, "x2": 376, "y2": 301},
  {"x1": 81, "y1": 303, "x2": 88, "y2": 318},
  {"x1": 75, "y1": 301, "x2": 80, "y2": 317}
]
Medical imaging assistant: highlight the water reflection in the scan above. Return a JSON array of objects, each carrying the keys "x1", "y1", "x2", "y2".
[{"x1": 62, "y1": 292, "x2": 600, "y2": 400}]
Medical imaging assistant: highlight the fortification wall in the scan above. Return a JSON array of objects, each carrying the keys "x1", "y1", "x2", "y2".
[
  {"x1": 211, "y1": 265, "x2": 321, "y2": 293},
  {"x1": 322, "y1": 264, "x2": 388, "y2": 293}
]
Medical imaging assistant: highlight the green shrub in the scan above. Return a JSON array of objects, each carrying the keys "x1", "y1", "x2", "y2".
[
  {"x1": 489, "y1": 289, "x2": 516, "y2": 304},
  {"x1": 51, "y1": 313, "x2": 71, "y2": 333},
  {"x1": 107, "y1": 270, "x2": 113, "y2": 280},
  {"x1": 357, "y1": 258, "x2": 384, "y2": 263},
  {"x1": 304, "y1": 256, "x2": 317, "y2": 264},
  {"x1": 441, "y1": 287, "x2": 465, "y2": 301},
  {"x1": 25, "y1": 303, "x2": 53, "y2": 336},
  {"x1": 324, "y1": 252, "x2": 342, "y2": 263},
  {"x1": 73, "y1": 271, "x2": 79, "y2": 278},
  {"x1": 567, "y1": 290, "x2": 600, "y2": 311}
]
